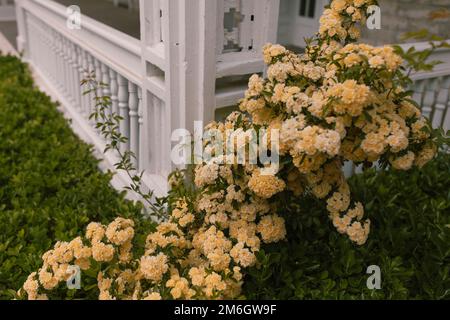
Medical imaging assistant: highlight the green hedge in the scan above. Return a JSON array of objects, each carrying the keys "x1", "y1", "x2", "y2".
[
  {"x1": 243, "y1": 152, "x2": 450, "y2": 299},
  {"x1": 0, "y1": 55, "x2": 153, "y2": 299}
]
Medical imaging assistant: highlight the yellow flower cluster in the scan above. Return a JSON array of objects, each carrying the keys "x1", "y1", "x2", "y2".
[
  {"x1": 326, "y1": 80, "x2": 371, "y2": 117},
  {"x1": 248, "y1": 170, "x2": 286, "y2": 199},
  {"x1": 140, "y1": 253, "x2": 169, "y2": 282},
  {"x1": 319, "y1": 0, "x2": 375, "y2": 42},
  {"x1": 20, "y1": 218, "x2": 137, "y2": 300}
]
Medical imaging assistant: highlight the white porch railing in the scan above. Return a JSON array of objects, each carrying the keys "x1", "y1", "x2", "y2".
[
  {"x1": 0, "y1": 0, "x2": 15, "y2": 21},
  {"x1": 14, "y1": 0, "x2": 281, "y2": 200},
  {"x1": 399, "y1": 41, "x2": 450, "y2": 130},
  {"x1": 15, "y1": 0, "x2": 167, "y2": 199}
]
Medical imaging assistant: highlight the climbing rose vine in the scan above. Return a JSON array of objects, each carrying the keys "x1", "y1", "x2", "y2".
[{"x1": 20, "y1": 0, "x2": 439, "y2": 300}]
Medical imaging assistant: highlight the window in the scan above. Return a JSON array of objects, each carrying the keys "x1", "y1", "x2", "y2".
[{"x1": 299, "y1": 0, "x2": 316, "y2": 18}]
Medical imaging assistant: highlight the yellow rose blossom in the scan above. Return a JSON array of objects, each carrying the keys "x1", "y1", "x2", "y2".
[{"x1": 248, "y1": 171, "x2": 286, "y2": 199}]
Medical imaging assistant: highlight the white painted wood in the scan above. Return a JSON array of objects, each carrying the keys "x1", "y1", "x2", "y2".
[
  {"x1": 76, "y1": 46, "x2": 86, "y2": 115},
  {"x1": 117, "y1": 74, "x2": 131, "y2": 154},
  {"x1": 94, "y1": 58, "x2": 103, "y2": 130},
  {"x1": 138, "y1": 87, "x2": 145, "y2": 171},
  {"x1": 55, "y1": 33, "x2": 65, "y2": 93},
  {"x1": 65, "y1": 37, "x2": 75, "y2": 105},
  {"x1": 71, "y1": 43, "x2": 82, "y2": 110},
  {"x1": 101, "y1": 63, "x2": 112, "y2": 120},
  {"x1": 128, "y1": 81, "x2": 139, "y2": 168},
  {"x1": 81, "y1": 49, "x2": 90, "y2": 116},
  {"x1": 109, "y1": 69, "x2": 119, "y2": 116},
  {"x1": 87, "y1": 53, "x2": 96, "y2": 125}
]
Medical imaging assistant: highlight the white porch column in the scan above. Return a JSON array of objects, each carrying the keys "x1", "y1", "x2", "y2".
[{"x1": 139, "y1": 0, "x2": 218, "y2": 179}]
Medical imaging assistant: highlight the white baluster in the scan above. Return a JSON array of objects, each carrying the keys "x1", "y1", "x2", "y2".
[
  {"x1": 35, "y1": 23, "x2": 42, "y2": 72},
  {"x1": 81, "y1": 50, "x2": 90, "y2": 117},
  {"x1": 86, "y1": 53, "x2": 96, "y2": 125},
  {"x1": 31, "y1": 22, "x2": 37, "y2": 64},
  {"x1": 44, "y1": 27, "x2": 51, "y2": 80},
  {"x1": 42, "y1": 27, "x2": 48, "y2": 76},
  {"x1": 53, "y1": 32, "x2": 60, "y2": 88},
  {"x1": 427, "y1": 78, "x2": 440, "y2": 124},
  {"x1": 53, "y1": 31, "x2": 60, "y2": 86},
  {"x1": 64, "y1": 38, "x2": 72, "y2": 103},
  {"x1": 152, "y1": 96, "x2": 162, "y2": 173},
  {"x1": 94, "y1": 58, "x2": 102, "y2": 98},
  {"x1": 129, "y1": 82, "x2": 139, "y2": 168},
  {"x1": 55, "y1": 33, "x2": 65, "y2": 93},
  {"x1": 49, "y1": 30, "x2": 58, "y2": 86},
  {"x1": 76, "y1": 46, "x2": 85, "y2": 113},
  {"x1": 109, "y1": 69, "x2": 119, "y2": 117},
  {"x1": 41, "y1": 28, "x2": 46, "y2": 76},
  {"x1": 441, "y1": 76, "x2": 450, "y2": 129},
  {"x1": 101, "y1": 63, "x2": 112, "y2": 120},
  {"x1": 138, "y1": 87, "x2": 145, "y2": 171},
  {"x1": 50, "y1": 30, "x2": 57, "y2": 83},
  {"x1": 94, "y1": 58, "x2": 103, "y2": 134},
  {"x1": 36, "y1": 23, "x2": 44, "y2": 74},
  {"x1": 118, "y1": 75, "x2": 130, "y2": 153},
  {"x1": 71, "y1": 43, "x2": 81, "y2": 109},
  {"x1": 63, "y1": 38, "x2": 73, "y2": 103}
]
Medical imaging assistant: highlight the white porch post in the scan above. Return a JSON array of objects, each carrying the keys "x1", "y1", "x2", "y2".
[
  {"x1": 139, "y1": 0, "x2": 280, "y2": 181},
  {"x1": 139, "y1": 0, "x2": 218, "y2": 180}
]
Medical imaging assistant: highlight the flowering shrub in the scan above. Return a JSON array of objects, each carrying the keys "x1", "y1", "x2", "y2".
[{"x1": 19, "y1": 0, "x2": 445, "y2": 300}]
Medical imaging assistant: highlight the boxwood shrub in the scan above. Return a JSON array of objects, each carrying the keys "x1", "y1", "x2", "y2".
[{"x1": 0, "y1": 55, "x2": 154, "y2": 299}]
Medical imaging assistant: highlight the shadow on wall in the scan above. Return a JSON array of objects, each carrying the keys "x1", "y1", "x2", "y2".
[{"x1": 0, "y1": 21, "x2": 18, "y2": 49}]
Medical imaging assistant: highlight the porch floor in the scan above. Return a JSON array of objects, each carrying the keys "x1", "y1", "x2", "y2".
[{"x1": 54, "y1": 0, "x2": 140, "y2": 39}]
